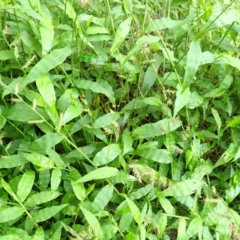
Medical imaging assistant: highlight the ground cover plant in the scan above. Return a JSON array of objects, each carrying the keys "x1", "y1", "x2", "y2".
[{"x1": 0, "y1": 0, "x2": 240, "y2": 239}]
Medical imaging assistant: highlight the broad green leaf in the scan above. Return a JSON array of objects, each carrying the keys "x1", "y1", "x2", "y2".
[
  {"x1": 158, "y1": 215, "x2": 167, "y2": 238},
  {"x1": 39, "y1": 170, "x2": 50, "y2": 190},
  {"x1": 76, "y1": 167, "x2": 119, "y2": 183},
  {"x1": 33, "y1": 204, "x2": 67, "y2": 223},
  {"x1": 93, "y1": 184, "x2": 113, "y2": 211},
  {"x1": 93, "y1": 144, "x2": 122, "y2": 166},
  {"x1": 186, "y1": 91, "x2": 203, "y2": 109},
  {"x1": 21, "y1": 31, "x2": 41, "y2": 56},
  {"x1": 51, "y1": 224, "x2": 62, "y2": 240},
  {"x1": 0, "y1": 50, "x2": 15, "y2": 60},
  {"x1": 17, "y1": 170, "x2": 35, "y2": 203},
  {"x1": 36, "y1": 75, "x2": 56, "y2": 107},
  {"x1": 46, "y1": 149, "x2": 65, "y2": 167},
  {"x1": 220, "y1": 54, "x2": 240, "y2": 71},
  {"x1": 102, "y1": 224, "x2": 118, "y2": 240},
  {"x1": 174, "y1": 84, "x2": 191, "y2": 117},
  {"x1": 57, "y1": 88, "x2": 80, "y2": 111},
  {"x1": 93, "y1": 112, "x2": 120, "y2": 128},
  {"x1": 0, "y1": 115, "x2": 6, "y2": 129},
  {"x1": 61, "y1": 222, "x2": 80, "y2": 239},
  {"x1": 177, "y1": 218, "x2": 186, "y2": 240},
  {"x1": 202, "y1": 226, "x2": 213, "y2": 240},
  {"x1": 133, "y1": 118, "x2": 182, "y2": 139},
  {"x1": 204, "y1": 74, "x2": 233, "y2": 98},
  {"x1": 24, "y1": 47, "x2": 71, "y2": 86},
  {"x1": 125, "y1": 196, "x2": 142, "y2": 226},
  {"x1": 0, "y1": 155, "x2": 28, "y2": 168},
  {"x1": 64, "y1": 1, "x2": 76, "y2": 19},
  {"x1": 74, "y1": 79, "x2": 115, "y2": 103},
  {"x1": 141, "y1": 66, "x2": 157, "y2": 94},
  {"x1": 0, "y1": 235, "x2": 20, "y2": 240},
  {"x1": 86, "y1": 26, "x2": 109, "y2": 35},
  {"x1": 129, "y1": 185, "x2": 153, "y2": 200},
  {"x1": 158, "y1": 197, "x2": 175, "y2": 215},
  {"x1": 171, "y1": 0, "x2": 189, "y2": 7},
  {"x1": 21, "y1": 153, "x2": 55, "y2": 168},
  {"x1": 146, "y1": 17, "x2": 183, "y2": 33},
  {"x1": 1, "y1": 178, "x2": 14, "y2": 196},
  {"x1": 123, "y1": 97, "x2": 162, "y2": 111},
  {"x1": 3, "y1": 103, "x2": 48, "y2": 122},
  {"x1": 70, "y1": 167, "x2": 85, "y2": 201},
  {"x1": 61, "y1": 104, "x2": 82, "y2": 125},
  {"x1": 24, "y1": 191, "x2": 62, "y2": 207},
  {"x1": 40, "y1": 18, "x2": 54, "y2": 56},
  {"x1": 211, "y1": 108, "x2": 222, "y2": 134},
  {"x1": 29, "y1": 133, "x2": 63, "y2": 151},
  {"x1": 225, "y1": 116, "x2": 240, "y2": 129},
  {"x1": 123, "y1": 35, "x2": 160, "y2": 64},
  {"x1": 184, "y1": 40, "x2": 201, "y2": 87},
  {"x1": 186, "y1": 218, "x2": 202, "y2": 239},
  {"x1": 110, "y1": 17, "x2": 131, "y2": 53},
  {"x1": 200, "y1": 51, "x2": 215, "y2": 65},
  {"x1": 123, "y1": 0, "x2": 133, "y2": 14},
  {"x1": 161, "y1": 180, "x2": 203, "y2": 197},
  {"x1": 1, "y1": 178, "x2": 18, "y2": 202},
  {"x1": 119, "y1": 213, "x2": 133, "y2": 232},
  {"x1": 80, "y1": 207, "x2": 103, "y2": 238},
  {"x1": 33, "y1": 227, "x2": 44, "y2": 240},
  {"x1": 51, "y1": 168, "x2": 62, "y2": 191},
  {"x1": 200, "y1": 4, "x2": 240, "y2": 33},
  {"x1": 214, "y1": 143, "x2": 238, "y2": 168},
  {"x1": 134, "y1": 148, "x2": 171, "y2": 164},
  {"x1": 0, "y1": 206, "x2": 25, "y2": 223},
  {"x1": 122, "y1": 128, "x2": 134, "y2": 154}
]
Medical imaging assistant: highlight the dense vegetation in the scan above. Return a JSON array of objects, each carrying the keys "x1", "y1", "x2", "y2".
[{"x1": 0, "y1": 0, "x2": 240, "y2": 239}]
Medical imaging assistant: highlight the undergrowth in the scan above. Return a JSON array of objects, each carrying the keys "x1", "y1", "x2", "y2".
[{"x1": 0, "y1": 0, "x2": 240, "y2": 239}]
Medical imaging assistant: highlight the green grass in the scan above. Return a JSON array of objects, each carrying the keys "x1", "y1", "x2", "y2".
[{"x1": 0, "y1": 0, "x2": 240, "y2": 239}]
